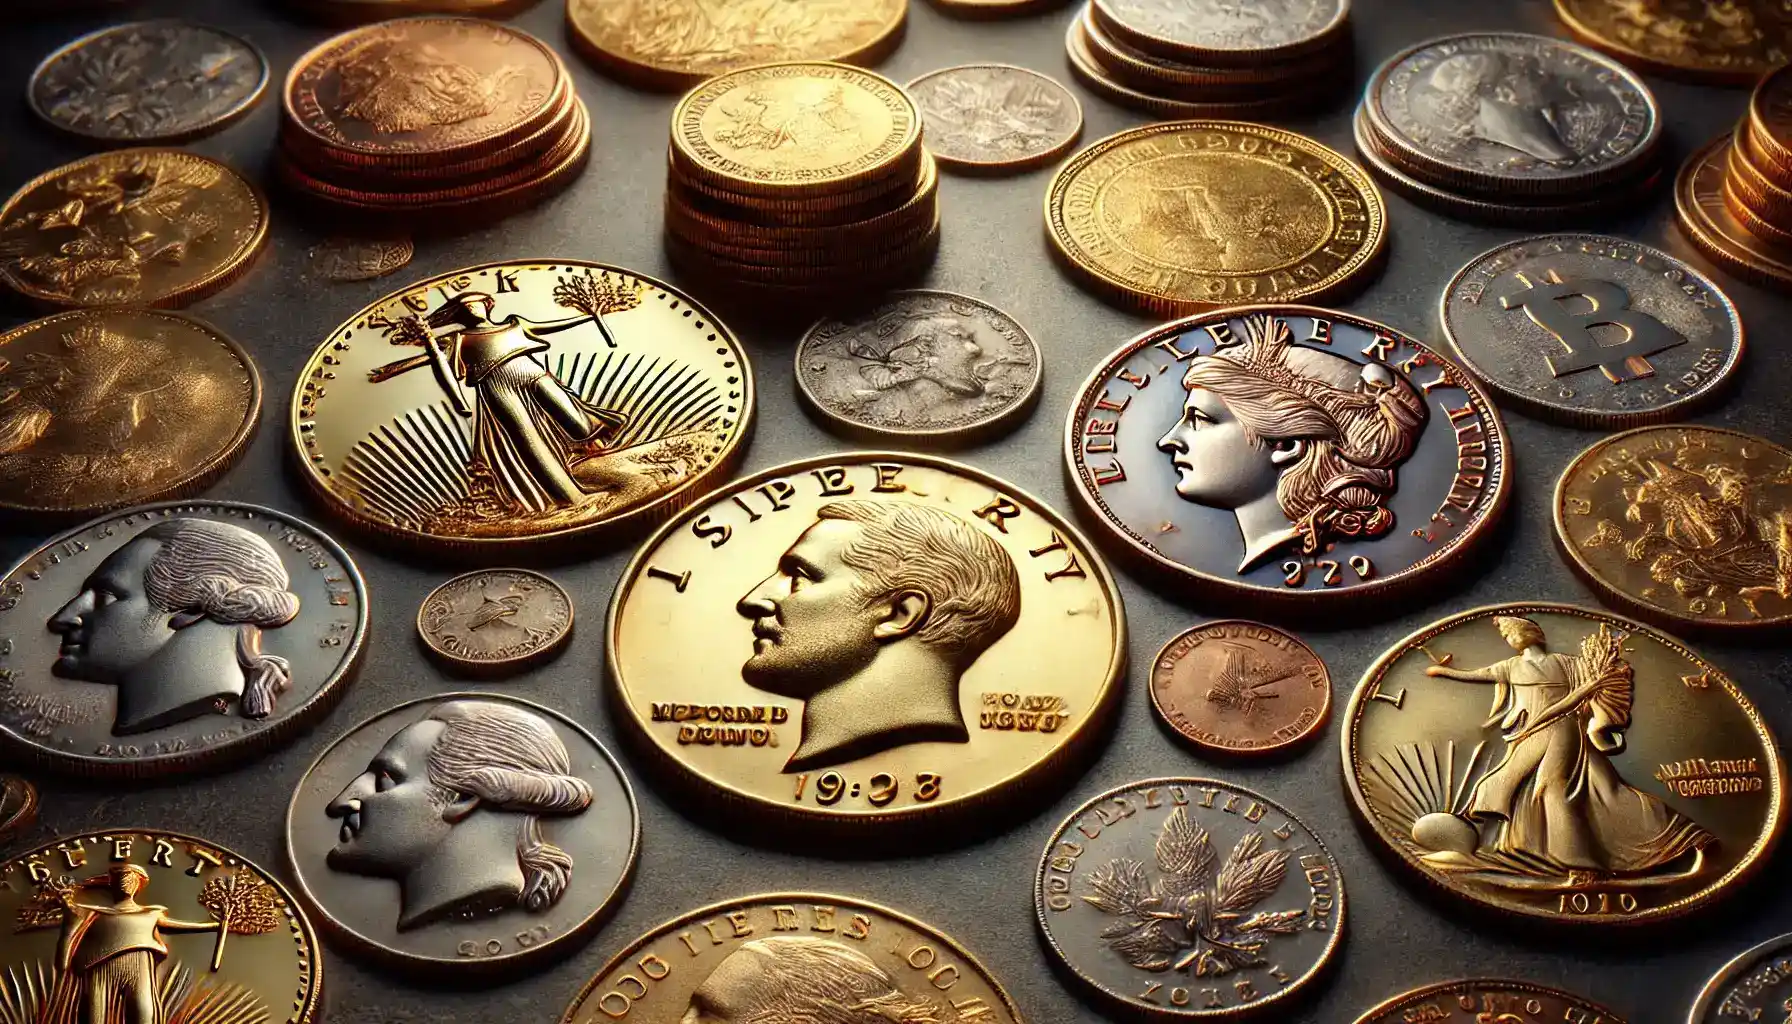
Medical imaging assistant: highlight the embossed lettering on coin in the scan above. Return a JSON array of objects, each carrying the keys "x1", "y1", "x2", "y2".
[
  {"x1": 418, "y1": 568, "x2": 573, "y2": 673},
  {"x1": 1350, "y1": 979, "x2": 1627, "y2": 1024},
  {"x1": 1150, "y1": 621, "x2": 1330, "y2": 755},
  {"x1": 1689, "y1": 933, "x2": 1792, "y2": 1024},
  {"x1": 905, "y1": 65, "x2": 1083, "y2": 173},
  {"x1": 30, "y1": 21, "x2": 268, "y2": 143}
]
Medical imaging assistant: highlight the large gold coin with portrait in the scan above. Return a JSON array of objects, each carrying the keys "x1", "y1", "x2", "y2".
[
  {"x1": 290, "y1": 261, "x2": 753, "y2": 553},
  {"x1": 1046, "y1": 121, "x2": 1386, "y2": 316},
  {"x1": 606, "y1": 453, "x2": 1127, "y2": 832},
  {"x1": 1342, "y1": 603, "x2": 1784, "y2": 925}
]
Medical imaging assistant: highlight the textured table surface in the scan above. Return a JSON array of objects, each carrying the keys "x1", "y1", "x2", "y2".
[{"x1": 3, "y1": 1, "x2": 1789, "y2": 1022}]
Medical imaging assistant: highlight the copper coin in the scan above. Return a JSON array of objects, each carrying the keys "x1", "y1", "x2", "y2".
[
  {"x1": 1150, "y1": 620, "x2": 1330, "y2": 756},
  {"x1": 0, "y1": 776, "x2": 39, "y2": 847},
  {"x1": 308, "y1": 235, "x2": 414, "y2": 281},
  {"x1": 1351, "y1": 979, "x2": 1626, "y2": 1023},
  {"x1": 1690, "y1": 933, "x2": 1792, "y2": 1023},
  {"x1": 417, "y1": 569, "x2": 574, "y2": 675},
  {"x1": 1675, "y1": 134, "x2": 1792, "y2": 293}
]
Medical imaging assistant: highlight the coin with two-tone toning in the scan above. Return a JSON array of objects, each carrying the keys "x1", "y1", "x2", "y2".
[
  {"x1": 1350, "y1": 979, "x2": 1626, "y2": 1023},
  {"x1": 1689, "y1": 933, "x2": 1792, "y2": 1023},
  {"x1": 1150, "y1": 621, "x2": 1330, "y2": 756}
]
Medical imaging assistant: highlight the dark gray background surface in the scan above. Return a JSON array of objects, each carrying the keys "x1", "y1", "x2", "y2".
[{"x1": 2, "y1": 1, "x2": 1787, "y2": 1021}]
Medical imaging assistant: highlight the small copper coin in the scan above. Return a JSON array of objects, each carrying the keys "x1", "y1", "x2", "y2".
[
  {"x1": 1150, "y1": 620, "x2": 1330, "y2": 756},
  {"x1": 1690, "y1": 933, "x2": 1792, "y2": 1023},
  {"x1": 0, "y1": 776, "x2": 39, "y2": 847},
  {"x1": 418, "y1": 569, "x2": 574, "y2": 675},
  {"x1": 308, "y1": 235, "x2": 414, "y2": 281},
  {"x1": 1351, "y1": 979, "x2": 1626, "y2": 1024},
  {"x1": 905, "y1": 65, "x2": 1082, "y2": 174},
  {"x1": 30, "y1": 20, "x2": 269, "y2": 143}
]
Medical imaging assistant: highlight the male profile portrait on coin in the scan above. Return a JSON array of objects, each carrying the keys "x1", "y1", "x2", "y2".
[
  {"x1": 736, "y1": 500, "x2": 1022, "y2": 773},
  {"x1": 683, "y1": 936, "x2": 952, "y2": 1024},
  {"x1": 1414, "y1": 51, "x2": 1576, "y2": 163}
]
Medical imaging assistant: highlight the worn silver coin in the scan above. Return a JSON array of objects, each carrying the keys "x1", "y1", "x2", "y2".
[
  {"x1": 1441, "y1": 234, "x2": 1744, "y2": 427},
  {"x1": 1365, "y1": 32, "x2": 1661, "y2": 198},
  {"x1": 417, "y1": 568, "x2": 574, "y2": 676},
  {"x1": 906, "y1": 64, "x2": 1083, "y2": 174},
  {"x1": 29, "y1": 20, "x2": 269, "y2": 144},
  {"x1": 1689, "y1": 933, "x2": 1792, "y2": 1023},
  {"x1": 1090, "y1": 0, "x2": 1348, "y2": 65},
  {"x1": 796, "y1": 290, "x2": 1043, "y2": 446}
]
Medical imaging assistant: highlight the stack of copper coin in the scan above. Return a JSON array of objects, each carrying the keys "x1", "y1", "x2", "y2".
[
  {"x1": 1675, "y1": 64, "x2": 1792, "y2": 292},
  {"x1": 275, "y1": 17, "x2": 589, "y2": 224},
  {"x1": 662, "y1": 61, "x2": 938, "y2": 300},
  {"x1": 1064, "y1": 0, "x2": 1353, "y2": 117}
]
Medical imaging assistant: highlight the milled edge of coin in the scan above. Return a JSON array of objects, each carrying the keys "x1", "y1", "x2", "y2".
[
  {"x1": 555, "y1": 891, "x2": 1027, "y2": 1023},
  {"x1": 283, "y1": 690, "x2": 641, "y2": 977},
  {"x1": 1438, "y1": 234, "x2": 1745, "y2": 429},
  {"x1": 415, "y1": 568, "x2": 576, "y2": 675},
  {"x1": 1063, "y1": 20, "x2": 1336, "y2": 122},
  {"x1": 1339, "y1": 600, "x2": 1788, "y2": 926},
  {"x1": 1552, "y1": 425, "x2": 1792, "y2": 632},
  {"x1": 1675, "y1": 134, "x2": 1792, "y2": 292},
  {"x1": 0, "y1": 775, "x2": 40, "y2": 847},
  {"x1": 1147, "y1": 620, "x2": 1332, "y2": 757},
  {"x1": 1552, "y1": 0, "x2": 1777, "y2": 86},
  {"x1": 1060, "y1": 303, "x2": 1511, "y2": 610},
  {"x1": 1686, "y1": 932, "x2": 1792, "y2": 1022},
  {"x1": 1747, "y1": 65, "x2": 1792, "y2": 172},
  {"x1": 1032, "y1": 775, "x2": 1346, "y2": 1017},
  {"x1": 1349, "y1": 978, "x2": 1628, "y2": 1024},
  {"x1": 603, "y1": 450, "x2": 1129, "y2": 832},
  {"x1": 905, "y1": 63, "x2": 1084, "y2": 175},
  {"x1": 0, "y1": 500, "x2": 370, "y2": 779},
  {"x1": 1089, "y1": 0, "x2": 1350, "y2": 67},
  {"x1": 0, "y1": 309, "x2": 264, "y2": 517},
  {"x1": 28, "y1": 19, "x2": 271, "y2": 144}
]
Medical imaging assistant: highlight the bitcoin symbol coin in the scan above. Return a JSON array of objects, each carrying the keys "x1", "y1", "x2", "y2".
[{"x1": 1500, "y1": 269, "x2": 1685, "y2": 382}]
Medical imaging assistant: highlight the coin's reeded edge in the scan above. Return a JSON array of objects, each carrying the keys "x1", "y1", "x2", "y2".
[
  {"x1": 1339, "y1": 601, "x2": 1787, "y2": 925},
  {"x1": 1147, "y1": 621, "x2": 1332, "y2": 756},
  {"x1": 1032, "y1": 776, "x2": 1345, "y2": 1017},
  {"x1": 604, "y1": 450, "x2": 1129, "y2": 831},
  {"x1": 27, "y1": 19, "x2": 271, "y2": 145},
  {"x1": 1675, "y1": 135, "x2": 1792, "y2": 292},
  {"x1": 1438, "y1": 234, "x2": 1745, "y2": 429},
  {"x1": 1062, "y1": 21, "x2": 1336, "y2": 123},
  {"x1": 415, "y1": 568, "x2": 576, "y2": 674},
  {"x1": 1686, "y1": 932, "x2": 1792, "y2": 1023},
  {"x1": 1552, "y1": 426, "x2": 1792, "y2": 632},
  {"x1": 1349, "y1": 978, "x2": 1627, "y2": 1024},
  {"x1": 1552, "y1": 0, "x2": 1774, "y2": 86},
  {"x1": 905, "y1": 63, "x2": 1084, "y2": 174},
  {"x1": 282, "y1": 690, "x2": 640, "y2": 977}
]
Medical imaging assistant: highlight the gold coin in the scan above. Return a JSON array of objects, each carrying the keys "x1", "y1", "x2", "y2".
[
  {"x1": 671, "y1": 62, "x2": 921, "y2": 199},
  {"x1": 1747, "y1": 64, "x2": 1792, "y2": 182},
  {"x1": 1675, "y1": 135, "x2": 1792, "y2": 292},
  {"x1": 1554, "y1": 0, "x2": 1792, "y2": 85},
  {"x1": 1351, "y1": 980, "x2": 1626, "y2": 1024},
  {"x1": 290, "y1": 261, "x2": 753, "y2": 552},
  {"x1": 1555, "y1": 426, "x2": 1792, "y2": 633},
  {"x1": 559, "y1": 893, "x2": 1023, "y2": 1024},
  {"x1": 1046, "y1": 121, "x2": 1386, "y2": 315},
  {"x1": 566, "y1": 0, "x2": 907, "y2": 91},
  {"x1": 0, "y1": 149, "x2": 267, "y2": 309},
  {"x1": 1342, "y1": 602, "x2": 1784, "y2": 925},
  {"x1": 606, "y1": 452, "x2": 1126, "y2": 832},
  {"x1": 666, "y1": 155, "x2": 936, "y2": 245}
]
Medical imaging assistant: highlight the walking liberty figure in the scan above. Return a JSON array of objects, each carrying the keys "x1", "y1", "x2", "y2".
[{"x1": 54, "y1": 865, "x2": 221, "y2": 1024}]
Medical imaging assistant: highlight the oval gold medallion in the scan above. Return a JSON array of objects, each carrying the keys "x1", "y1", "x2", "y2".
[{"x1": 607, "y1": 453, "x2": 1127, "y2": 832}]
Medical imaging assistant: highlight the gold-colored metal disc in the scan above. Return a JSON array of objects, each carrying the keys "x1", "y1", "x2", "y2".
[
  {"x1": 290, "y1": 261, "x2": 754, "y2": 553},
  {"x1": 0, "y1": 149, "x2": 267, "y2": 309},
  {"x1": 1554, "y1": 0, "x2": 1792, "y2": 85},
  {"x1": 1747, "y1": 64, "x2": 1792, "y2": 182},
  {"x1": 1555, "y1": 426, "x2": 1792, "y2": 633},
  {"x1": 1342, "y1": 602, "x2": 1784, "y2": 925},
  {"x1": 1046, "y1": 121, "x2": 1386, "y2": 316},
  {"x1": 1675, "y1": 135, "x2": 1792, "y2": 292},
  {"x1": 1351, "y1": 980, "x2": 1627, "y2": 1024},
  {"x1": 606, "y1": 452, "x2": 1127, "y2": 834},
  {"x1": 0, "y1": 775, "x2": 39, "y2": 846}
]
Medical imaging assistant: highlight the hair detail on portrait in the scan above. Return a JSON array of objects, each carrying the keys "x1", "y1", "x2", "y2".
[
  {"x1": 1419, "y1": 51, "x2": 1576, "y2": 164},
  {"x1": 723, "y1": 936, "x2": 952, "y2": 1024}
]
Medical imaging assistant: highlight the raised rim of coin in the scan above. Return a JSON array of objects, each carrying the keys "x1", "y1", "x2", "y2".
[
  {"x1": 28, "y1": 19, "x2": 270, "y2": 144},
  {"x1": 1553, "y1": 0, "x2": 1786, "y2": 86},
  {"x1": 1148, "y1": 620, "x2": 1332, "y2": 756},
  {"x1": 1748, "y1": 65, "x2": 1792, "y2": 171},
  {"x1": 1687, "y1": 932, "x2": 1792, "y2": 1022},
  {"x1": 904, "y1": 63, "x2": 1083, "y2": 174},
  {"x1": 1089, "y1": 0, "x2": 1349, "y2": 67},
  {"x1": 0, "y1": 775, "x2": 39, "y2": 845},
  {"x1": 1350, "y1": 978, "x2": 1627, "y2": 1024},
  {"x1": 1063, "y1": 21, "x2": 1330, "y2": 120},
  {"x1": 416, "y1": 568, "x2": 576, "y2": 673},
  {"x1": 1676, "y1": 134, "x2": 1792, "y2": 291}
]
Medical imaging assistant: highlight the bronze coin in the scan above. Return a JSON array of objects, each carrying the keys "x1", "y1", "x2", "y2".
[
  {"x1": 1350, "y1": 979, "x2": 1626, "y2": 1023},
  {"x1": 1149, "y1": 620, "x2": 1330, "y2": 756},
  {"x1": 1675, "y1": 134, "x2": 1792, "y2": 293},
  {"x1": 308, "y1": 235, "x2": 414, "y2": 281},
  {"x1": 0, "y1": 775, "x2": 39, "y2": 847},
  {"x1": 417, "y1": 568, "x2": 574, "y2": 675},
  {"x1": 1689, "y1": 933, "x2": 1792, "y2": 1023}
]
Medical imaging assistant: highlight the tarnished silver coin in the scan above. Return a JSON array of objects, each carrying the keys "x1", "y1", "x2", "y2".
[
  {"x1": 417, "y1": 569, "x2": 574, "y2": 676},
  {"x1": 1090, "y1": 0, "x2": 1349, "y2": 65},
  {"x1": 796, "y1": 290, "x2": 1043, "y2": 446},
  {"x1": 1365, "y1": 33, "x2": 1661, "y2": 198},
  {"x1": 1441, "y1": 234, "x2": 1744, "y2": 427},
  {"x1": 906, "y1": 64, "x2": 1083, "y2": 174},
  {"x1": 308, "y1": 236, "x2": 415, "y2": 282},
  {"x1": 29, "y1": 21, "x2": 268, "y2": 144},
  {"x1": 1690, "y1": 933, "x2": 1792, "y2": 1023}
]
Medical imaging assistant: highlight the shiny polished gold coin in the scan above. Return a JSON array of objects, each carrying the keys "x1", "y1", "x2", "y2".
[
  {"x1": 607, "y1": 453, "x2": 1126, "y2": 832},
  {"x1": 290, "y1": 261, "x2": 753, "y2": 552},
  {"x1": 1747, "y1": 64, "x2": 1792, "y2": 182},
  {"x1": 1556, "y1": 426, "x2": 1792, "y2": 633},
  {"x1": 0, "y1": 310, "x2": 260, "y2": 518},
  {"x1": 1342, "y1": 602, "x2": 1784, "y2": 925},
  {"x1": 1351, "y1": 980, "x2": 1626, "y2": 1024},
  {"x1": 1046, "y1": 121, "x2": 1385, "y2": 315},
  {"x1": 567, "y1": 0, "x2": 907, "y2": 91},
  {"x1": 1554, "y1": 0, "x2": 1792, "y2": 85},
  {"x1": 0, "y1": 149, "x2": 266, "y2": 309},
  {"x1": 1676, "y1": 135, "x2": 1792, "y2": 292},
  {"x1": 560, "y1": 893, "x2": 1023, "y2": 1024}
]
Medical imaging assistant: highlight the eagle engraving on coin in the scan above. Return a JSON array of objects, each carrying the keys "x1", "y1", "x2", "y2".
[{"x1": 30, "y1": 22, "x2": 267, "y2": 143}]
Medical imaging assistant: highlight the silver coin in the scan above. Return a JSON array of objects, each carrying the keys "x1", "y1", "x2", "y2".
[
  {"x1": 1091, "y1": 0, "x2": 1347, "y2": 60},
  {"x1": 796, "y1": 290, "x2": 1043, "y2": 446},
  {"x1": 1441, "y1": 234, "x2": 1743, "y2": 427},
  {"x1": 1365, "y1": 32, "x2": 1660, "y2": 197},
  {"x1": 29, "y1": 21, "x2": 269, "y2": 144},
  {"x1": 1689, "y1": 933, "x2": 1792, "y2": 1023},
  {"x1": 905, "y1": 65, "x2": 1083, "y2": 174}
]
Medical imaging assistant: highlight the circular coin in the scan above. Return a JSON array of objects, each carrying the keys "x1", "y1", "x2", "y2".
[
  {"x1": 30, "y1": 21, "x2": 268, "y2": 143},
  {"x1": 905, "y1": 65, "x2": 1082, "y2": 174},
  {"x1": 1046, "y1": 122, "x2": 1385, "y2": 316},
  {"x1": 1063, "y1": 20, "x2": 1333, "y2": 120},
  {"x1": 560, "y1": 893, "x2": 1022, "y2": 1024},
  {"x1": 1090, "y1": 0, "x2": 1348, "y2": 66},
  {"x1": 290, "y1": 261, "x2": 753, "y2": 553},
  {"x1": 1689, "y1": 933, "x2": 1792, "y2": 1023},
  {"x1": 795, "y1": 290, "x2": 1042, "y2": 445},
  {"x1": 1748, "y1": 65, "x2": 1792, "y2": 177},
  {"x1": 1555, "y1": 425, "x2": 1792, "y2": 633},
  {"x1": 293, "y1": 0, "x2": 543, "y2": 20},
  {"x1": 1554, "y1": 0, "x2": 1792, "y2": 85},
  {"x1": 0, "y1": 310, "x2": 262, "y2": 518},
  {"x1": 1441, "y1": 235, "x2": 1743, "y2": 428},
  {"x1": 1065, "y1": 306, "x2": 1510, "y2": 612},
  {"x1": 417, "y1": 568, "x2": 574, "y2": 674},
  {"x1": 607, "y1": 452, "x2": 1127, "y2": 832},
  {"x1": 1676, "y1": 135, "x2": 1792, "y2": 292},
  {"x1": 1036, "y1": 777, "x2": 1344, "y2": 1018},
  {"x1": 1150, "y1": 621, "x2": 1330, "y2": 756},
  {"x1": 1365, "y1": 33, "x2": 1661, "y2": 198},
  {"x1": 2, "y1": 829, "x2": 322, "y2": 1024},
  {"x1": 1351, "y1": 980, "x2": 1626, "y2": 1024},
  {"x1": 0, "y1": 501, "x2": 369, "y2": 779},
  {"x1": 0, "y1": 776, "x2": 39, "y2": 847},
  {"x1": 0, "y1": 149, "x2": 267, "y2": 309},
  {"x1": 929, "y1": 0, "x2": 1072, "y2": 16},
  {"x1": 286, "y1": 692, "x2": 638, "y2": 977},
  {"x1": 567, "y1": 0, "x2": 906, "y2": 91},
  {"x1": 1342, "y1": 602, "x2": 1785, "y2": 925},
  {"x1": 308, "y1": 235, "x2": 414, "y2": 281}
]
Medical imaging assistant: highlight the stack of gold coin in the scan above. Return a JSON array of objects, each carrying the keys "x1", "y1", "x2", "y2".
[
  {"x1": 663, "y1": 61, "x2": 939, "y2": 300},
  {"x1": 274, "y1": 17, "x2": 589, "y2": 223},
  {"x1": 1064, "y1": 0, "x2": 1353, "y2": 117},
  {"x1": 1675, "y1": 64, "x2": 1792, "y2": 292}
]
